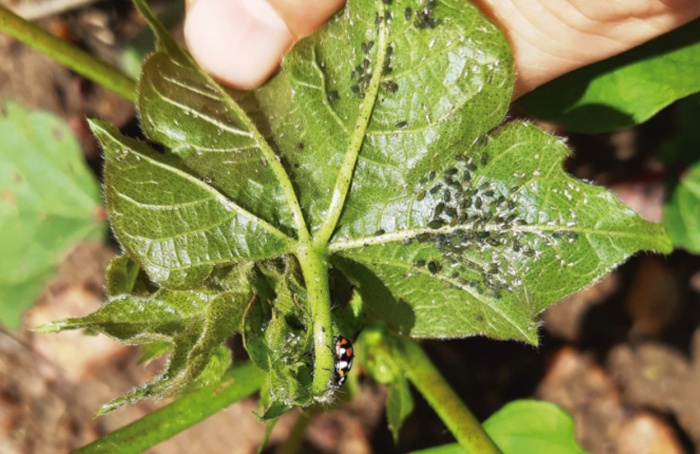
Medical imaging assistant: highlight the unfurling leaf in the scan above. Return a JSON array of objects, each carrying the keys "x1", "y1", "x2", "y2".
[{"x1": 40, "y1": 283, "x2": 249, "y2": 413}]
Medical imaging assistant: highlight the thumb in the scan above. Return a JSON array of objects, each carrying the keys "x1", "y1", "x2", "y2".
[{"x1": 184, "y1": 0, "x2": 344, "y2": 90}]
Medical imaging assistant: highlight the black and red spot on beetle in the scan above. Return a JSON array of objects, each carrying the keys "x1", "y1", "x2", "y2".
[{"x1": 334, "y1": 335, "x2": 354, "y2": 387}]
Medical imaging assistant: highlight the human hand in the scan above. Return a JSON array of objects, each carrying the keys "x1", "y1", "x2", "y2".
[{"x1": 184, "y1": 0, "x2": 700, "y2": 97}]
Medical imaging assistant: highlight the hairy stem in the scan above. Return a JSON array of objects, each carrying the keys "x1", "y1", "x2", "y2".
[
  {"x1": 0, "y1": 5, "x2": 136, "y2": 102},
  {"x1": 388, "y1": 333, "x2": 503, "y2": 454},
  {"x1": 296, "y1": 244, "x2": 334, "y2": 399}
]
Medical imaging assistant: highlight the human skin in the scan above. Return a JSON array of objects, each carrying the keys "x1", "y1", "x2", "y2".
[{"x1": 184, "y1": 0, "x2": 700, "y2": 97}]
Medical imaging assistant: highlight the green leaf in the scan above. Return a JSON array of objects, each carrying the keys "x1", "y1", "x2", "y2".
[
  {"x1": 81, "y1": 0, "x2": 672, "y2": 414},
  {"x1": 516, "y1": 19, "x2": 700, "y2": 133},
  {"x1": 256, "y1": 0, "x2": 513, "y2": 235},
  {"x1": 0, "y1": 102, "x2": 105, "y2": 327},
  {"x1": 73, "y1": 362, "x2": 265, "y2": 454},
  {"x1": 137, "y1": 340, "x2": 171, "y2": 365},
  {"x1": 335, "y1": 122, "x2": 671, "y2": 343},
  {"x1": 387, "y1": 376, "x2": 414, "y2": 442},
  {"x1": 665, "y1": 161, "x2": 700, "y2": 253},
  {"x1": 483, "y1": 400, "x2": 587, "y2": 454},
  {"x1": 134, "y1": 0, "x2": 301, "y2": 238},
  {"x1": 91, "y1": 119, "x2": 295, "y2": 289}
]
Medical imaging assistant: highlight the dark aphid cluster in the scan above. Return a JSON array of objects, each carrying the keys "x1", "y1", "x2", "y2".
[
  {"x1": 414, "y1": 0, "x2": 438, "y2": 29},
  {"x1": 410, "y1": 153, "x2": 539, "y2": 299},
  {"x1": 351, "y1": 40, "x2": 394, "y2": 96},
  {"x1": 383, "y1": 45, "x2": 393, "y2": 76},
  {"x1": 350, "y1": 40, "x2": 375, "y2": 96}
]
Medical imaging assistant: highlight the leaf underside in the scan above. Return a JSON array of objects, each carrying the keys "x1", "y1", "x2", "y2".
[{"x1": 46, "y1": 0, "x2": 671, "y2": 412}]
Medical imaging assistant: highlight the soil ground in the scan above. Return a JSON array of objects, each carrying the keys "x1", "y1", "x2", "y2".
[{"x1": 1, "y1": 1, "x2": 698, "y2": 453}]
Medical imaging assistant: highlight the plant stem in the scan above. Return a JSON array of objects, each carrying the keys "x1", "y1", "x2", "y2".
[
  {"x1": 0, "y1": 4, "x2": 136, "y2": 102},
  {"x1": 388, "y1": 333, "x2": 503, "y2": 454},
  {"x1": 296, "y1": 243, "x2": 334, "y2": 399}
]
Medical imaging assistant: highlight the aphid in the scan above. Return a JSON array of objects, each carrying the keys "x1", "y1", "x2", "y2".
[
  {"x1": 382, "y1": 80, "x2": 399, "y2": 93},
  {"x1": 334, "y1": 335, "x2": 354, "y2": 387},
  {"x1": 427, "y1": 261, "x2": 442, "y2": 274}
]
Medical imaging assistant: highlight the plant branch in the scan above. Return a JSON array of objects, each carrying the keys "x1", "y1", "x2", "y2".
[
  {"x1": 388, "y1": 333, "x2": 503, "y2": 454},
  {"x1": 0, "y1": 4, "x2": 136, "y2": 102},
  {"x1": 73, "y1": 362, "x2": 265, "y2": 454}
]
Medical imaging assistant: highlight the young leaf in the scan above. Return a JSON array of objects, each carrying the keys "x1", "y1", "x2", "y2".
[{"x1": 0, "y1": 102, "x2": 105, "y2": 327}]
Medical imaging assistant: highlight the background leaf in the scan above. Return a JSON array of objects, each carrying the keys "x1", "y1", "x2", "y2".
[
  {"x1": 483, "y1": 400, "x2": 587, "y2": 454},
  {"x1": 516, "y1": 19, "x2": 700, "y2": 134},
  {"x1": 0, "y1": 102, "x2": 105, "y2": 327},
  {"x1": 662, "y1": 94, "x2": 700, "y2": 253},
  {"x1": 665, "y1": 161, "x2": 700, "y2": 253}
]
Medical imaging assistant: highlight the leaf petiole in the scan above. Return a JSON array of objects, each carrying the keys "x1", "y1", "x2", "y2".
[{"x1": 295, "y1": 243, "x2": 335, "y2": 399}]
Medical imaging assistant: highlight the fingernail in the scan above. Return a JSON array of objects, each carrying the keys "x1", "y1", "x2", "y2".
[{"x1": 184, "y1": 0, "x2": 293, "y2": 89}]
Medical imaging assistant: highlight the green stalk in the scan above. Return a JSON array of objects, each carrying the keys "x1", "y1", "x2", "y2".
[
  {"x1": 296, "y1": 243, "x2": 334, "y2": 399},
  {"x1": 0, "y1": 5, "x2": 136, "y2": 102},
  {"x1": 388, "y1": 333, "x2": 503, "y2": 454},
  {"x1": 74, "y1": 362, "x2": 265, "y2": 454}
]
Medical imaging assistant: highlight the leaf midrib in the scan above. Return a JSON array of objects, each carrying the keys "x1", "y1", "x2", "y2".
[
  {"x1": 314, "y1": 0, "x2": 390, "y2": 247},
  {"x1": 328, "y1": 220, "x2": 666, "y2": 252}
]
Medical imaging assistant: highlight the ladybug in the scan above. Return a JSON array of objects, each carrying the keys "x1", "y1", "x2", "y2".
[{"x1": 334, "y1": 335, "x2": 354, "y2": 387}]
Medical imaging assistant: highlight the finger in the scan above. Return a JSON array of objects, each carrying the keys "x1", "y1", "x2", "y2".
[
  {"x1": 474, "y1": 0, "x2": 700, "y2": 98},
  {"x1": 184, "y1": 0, "x2": 344, "y2": 90}
]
